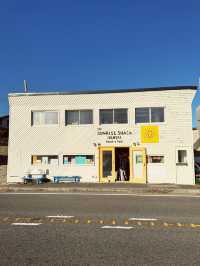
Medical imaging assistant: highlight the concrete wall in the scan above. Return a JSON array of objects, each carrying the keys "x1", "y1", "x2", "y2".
[
  {"x1": 0, "y1": 146, "x2": 8, "y2": 156},
  {"x1": 0, "y1": 165, "x2": 7, "y2": 184},
  {"x1": 7, "y1": 89, "x2": 196, "y2": 184}
]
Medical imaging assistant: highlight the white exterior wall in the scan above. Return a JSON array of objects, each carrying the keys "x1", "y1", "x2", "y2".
[
  {"x1": 197, "y1": 106, "x2": 200, "y2": 131},
  {"x1": 7, "y1": 89, "x2": 195, "y2": 184}
]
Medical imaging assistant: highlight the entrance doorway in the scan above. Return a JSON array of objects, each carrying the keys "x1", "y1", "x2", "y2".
[
  {"x1": 115, "y1": 147, "x2": 130, "y2": 182},
  {"x1": 99, "y1": 146, "x2": 147, "y2": 183}
]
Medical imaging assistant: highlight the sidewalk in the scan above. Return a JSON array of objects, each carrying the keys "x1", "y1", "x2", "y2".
[{"x1": 1, "y1": 183, "x2": 200, "y2": 196}]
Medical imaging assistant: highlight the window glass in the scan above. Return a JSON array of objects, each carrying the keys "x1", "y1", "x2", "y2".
[
  {"x1": 135, "y1": 108, "x2": 150, "y2": 123},
  {"x1": 177, "y1": 150, "x2": 187, "y2": 164},
  {"x1": 63, "y1": 155, "x2": 94, "y2": 165},
  {"x1": 32, "y1": 155, "x2": 58, "y2": 165},
  {"x1": 103, "y1": 151, "x2": 112, "y2": 177},
  {"x1": 114, "y1": 109, "x2": 128, "y2": 124},
  {"x1": 32, "y1": 111, "x2": 58, "y2": 125},
  {"x1": 148, "y1": 156, "x2": 164, "y2": 163},
  {"x1": 100, "y1": 109, "x2": 113, "y2": 124},
  {"x1": 32, "y1": 111, "x2": 44, "y2": 125},
  {"x1": 80, "y1": 110, "x2": 93, "y2": 124},
  {"x1": 45, "y1": 112, "x2": 58, "y2": 124},
  {"x1": 66, "y1": 111, "x2": 79, "y2": 125},
  {"x1": 151, "y1": 107, "x2": 164, "y2": 122}
]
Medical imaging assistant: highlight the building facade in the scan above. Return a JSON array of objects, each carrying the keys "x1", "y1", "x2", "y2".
[
  {"x1": 0, "y1": 115, "x2": 9, "y2": 184},
  {"x1": 0, "y1": 115, "x2": 9, "y2": 129},
  {"x1": 194, "y1": 106, "x2": 200, "y2": 161},
  {"x1": 7, "y1": 86, "x2": 196, "y2": 184}
]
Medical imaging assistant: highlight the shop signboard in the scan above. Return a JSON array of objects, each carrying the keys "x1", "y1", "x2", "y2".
[{"x1": 141, "y1": 125, "x2": 159, "y2": 143}]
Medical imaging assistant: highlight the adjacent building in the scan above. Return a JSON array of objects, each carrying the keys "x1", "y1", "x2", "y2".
[
  {"x1": 7, "y1": 86, "x2": 196, "y2": 184},
  {"x1": 0, "y1": 115, "x2": 9, "y2": 130},
  {"x1": 0, "y1": 115, "x2": 9, "y2": 184},
  {"x1": 194, "y1": 106, "x2": 200, "y2": 162}
]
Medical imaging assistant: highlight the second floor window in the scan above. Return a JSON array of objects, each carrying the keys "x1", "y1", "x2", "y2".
[
  {"x1": 65, "y1": 110, "x2": 93, "y2": 125},
  {"x1": 100, "y1": 109, "x2": 128, "y2": 124},
  {"x1": 135, "y1": 107, "x2": 164, "y2": 123},
  {"x1": 32, "y1": 111, "x2": 59, "y2": 125}
]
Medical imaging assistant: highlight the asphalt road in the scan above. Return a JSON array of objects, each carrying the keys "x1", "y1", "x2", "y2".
[
  {"x1": 0, "y1": 193, "x2": 200, "y2": 223},
  {"x1": 1, "y1": 193, "x2": 200, "y2": 265}
]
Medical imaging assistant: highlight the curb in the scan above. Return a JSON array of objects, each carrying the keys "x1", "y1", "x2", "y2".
[{"x1": 0, "y1": 186, "x2": 200, "y2": 196}]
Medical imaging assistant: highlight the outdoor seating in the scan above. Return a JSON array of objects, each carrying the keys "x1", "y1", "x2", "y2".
[
  {"x1": 23, "y1": 174, "x2": 46, "y2": 184},
  {"x1": 53, "y1": 176, "x2": 81, "y2": 183}
]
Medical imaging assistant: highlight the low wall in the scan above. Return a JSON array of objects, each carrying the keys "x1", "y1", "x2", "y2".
[
  {"x1": 0, "y1": 146, "x2": 8, "y2": 156},
  {"x1": 0, "y1": 165, "x2": 7, "y2": 184}
]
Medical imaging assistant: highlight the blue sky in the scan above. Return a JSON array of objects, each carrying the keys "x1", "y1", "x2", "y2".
[{"x1": 0, "y1": 0, "x2": 200, "y2": 126}]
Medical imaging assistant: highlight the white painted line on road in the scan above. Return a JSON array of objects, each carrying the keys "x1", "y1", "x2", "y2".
[
  {"x1": 11, "y1": 223, "x2": 42, "y2": 226},
  {"x1": 129, "y1": 218, "x2": 158, "y2": 221},
  {"x1": 101, "y1": 226, "x2": 133, "y2": 230},
  {"x1": 1, "y1": 192, "x2": 200, "y2": 198},
  {"x1": 46, "y1": 216, "x2": 74, "y2": 219}
]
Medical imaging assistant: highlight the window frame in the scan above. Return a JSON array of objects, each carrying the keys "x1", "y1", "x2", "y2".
[
  {"x1": 135, "y1": 107, "x2": 165, "y2": 124},
  {"x1": 99, "y1": 108, "x2": 128, "y2": 125},
  {"x1": 65, "y1": 110, "x2": 93, "y2": 125},
  {"x1": 31, "y1": 110, "x2": 59, "y2": 126}
]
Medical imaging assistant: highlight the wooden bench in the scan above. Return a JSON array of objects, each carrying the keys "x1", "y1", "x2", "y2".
[{"x1": 53, "y1": 176, "x2": 81, "y2": 183}]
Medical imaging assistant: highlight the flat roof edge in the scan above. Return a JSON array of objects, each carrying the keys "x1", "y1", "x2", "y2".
[{"x1": 8, "y1": 85, "x2": 197, "y2": 97}]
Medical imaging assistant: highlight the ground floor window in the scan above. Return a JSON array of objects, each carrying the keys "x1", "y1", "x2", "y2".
[
  {"x1": 148, "y1": 155, "x2": 164, "y2": 163},
  {"x1": 32, "y1": 155, "x2": 59, "y2": 165},
  {"x1": 63, "y1": 155, "x2": 95, "y2": 165},
  {"x1": 177, "y1": 150, "x2": 187, "y2": 165}
]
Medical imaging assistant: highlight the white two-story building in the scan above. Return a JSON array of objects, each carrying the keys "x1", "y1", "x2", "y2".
[{"x1": 7, "y1": 85, "x2": 196, "y2": 184}]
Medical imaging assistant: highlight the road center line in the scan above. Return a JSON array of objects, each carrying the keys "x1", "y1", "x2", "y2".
[
  {"x1": 129, "y1": 218, "x2": 158, "y2": 221},
  {"x1": 11, "y1": 223, "x2": 42, "y2": 226},
  {"x1": 101, "y1": 226, "x2": 133, "y2": 230}
]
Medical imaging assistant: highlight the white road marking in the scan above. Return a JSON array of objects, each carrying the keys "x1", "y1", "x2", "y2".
[
  {"x1": 101, "y1": 226, "x2": 133, "y2": 230},
  {"x1": 12, "y1": 223, "x2": 42, "y2": 226},
  {"x1": 0, "y1": 192, "x2": 200, "y2": 198},
  {"x1": 46, "y1": 215, "x2": 74, "y2": 219},
  {"x1": 129, "y1": 218, "x2": 158, "y2": 221}
]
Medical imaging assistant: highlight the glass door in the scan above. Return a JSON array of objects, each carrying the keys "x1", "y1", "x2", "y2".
[
  {"x1": 130, "y1": 147, "x2": 147, "y2": 183},
  {"x1": 99, "y1": 147, "x2": 115, "y2": 183}
]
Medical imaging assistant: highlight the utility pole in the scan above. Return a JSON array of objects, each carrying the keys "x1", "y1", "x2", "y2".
[{"x1": 24, "y1": 80, "x2": 28, "y2": 93}]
